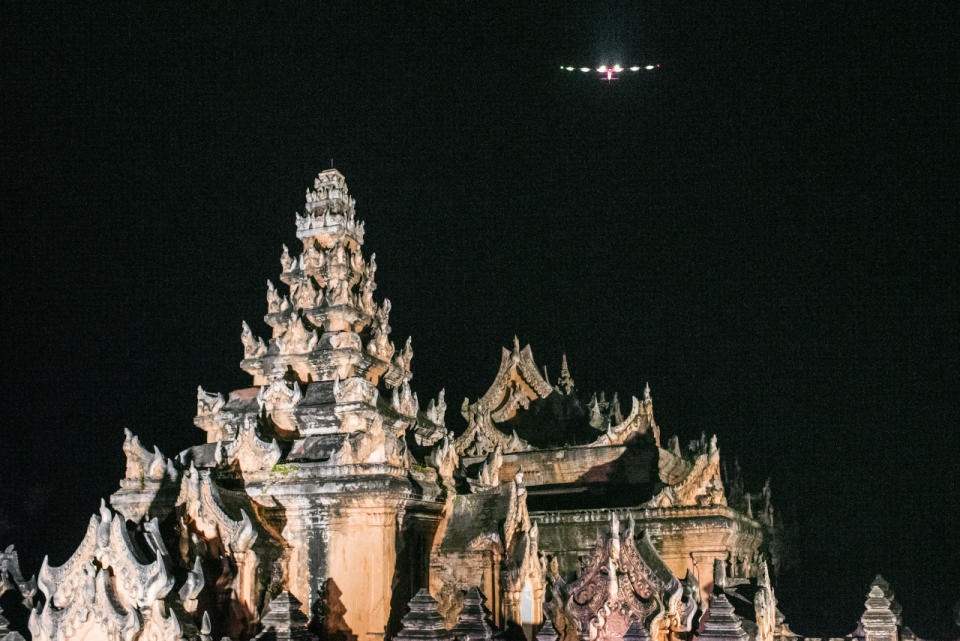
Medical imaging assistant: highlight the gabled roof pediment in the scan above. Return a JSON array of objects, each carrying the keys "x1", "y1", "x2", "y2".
[{"x1": 474, "y1": 338, "x2": 554, "y2": 422}]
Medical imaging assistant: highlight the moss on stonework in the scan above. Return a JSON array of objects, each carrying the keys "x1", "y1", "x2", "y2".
[
  {"x1": 270, "y1": 463, "x2": 299, "y2": 476},
  {"x1": 409, "y1": 462, "x2": 429, "y2": 475}
]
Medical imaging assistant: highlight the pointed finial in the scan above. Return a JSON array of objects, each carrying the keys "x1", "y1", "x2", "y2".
[
  {"x1": 644, "y1": 381, "x2": 652, "y2": 402},
  {"x1": 557, "y1": 354, "x2": 575, "y2": 394}
]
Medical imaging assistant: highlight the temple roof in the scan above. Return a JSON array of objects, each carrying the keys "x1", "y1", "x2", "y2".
[{"x1": 458, "y1": 340, "x2": 659, "y2": 454}]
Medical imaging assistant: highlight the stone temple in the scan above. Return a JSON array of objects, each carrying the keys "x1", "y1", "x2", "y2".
[{"x1": 0, "y1": 170, "x2": 940, "y2": 641}]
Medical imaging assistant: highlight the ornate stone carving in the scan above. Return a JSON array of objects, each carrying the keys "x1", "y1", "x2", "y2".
[
  {"x1": 0, "y1": 545, "x2": 37, "y2": 610},
  {"x1": 366, "y1": 299, "x2": 395, "y2": 361},
  {"x1": 280, "y1": 245, "x2": 295, "y2": 274},
  {"x1": 499, "y1": 473, "x2": 544, "y2": 628},
  {"x1": 302, "y1": 243, "x2": 324, "y2": 274},
  {"x1": 122, "y1": 429, "x2": 179, "y2": 483},
  {"x1": 537, "y1": 617, "x2": 559, "y2": 641},
  {"x1": 424, "y1": 389, "x2": 446, "y2": 427},
  {"x1": 241, "y1": 321, "x2": 268, "y2": 359},
  {"x1": 474, "y1": 446, "x2": 503, "y2": 488},
  {"x1": 647, "y1": 441, "x2": 725, "y2": 509},
  {"x1": 473, "y1": 339, "x2": 554, "y2": 424},
  {"x1": 227, "y1": 420, "x2": 282, "y2": 473},
  {"x1": 178, "y1": 556, "x2": 205, "y2": 614},
  {"x1": 276, "y1": 314, "x2": 318, "y2": 355},
  {"x1": 258, "y1": 380, "x2": 302, "y2": 414},
  {"x1": 290, "y1": 278, "x2": 319, "y2": 311},
  {"x1": 177, "y1": 465, "x2": 258, "y2": 556},
  {"x1": 394, "y1": 337, "x2": 413, "y2": 373},
  {"x1": 197, "y1": 386, "x2": 226, "y2": 417},
  {"x1": 332, "y1": 375, "x2": 379, "y2": 406},
  {"x1": 324, "y1": 277, "x2": 352, "y2": 308},
  {"x1": 490, "y1": 380, "x2": 531, "y2": 423},
  {"x1": 359, "y1": 276, "x2": 377, "y2": 317},
  {"x1": 427, "y1": 431, "x2": 459, "y2": 482},
  {"x1": 455, "y1": 403, "x2": 529, "y2": 457},
  {"x1": 552, "y1": 514, "x2": 684, "y2": 641},
  {"x1": 591, "y1": 396, "x2": 654, "y2": 447},
  {"x1": 29, "y1": 501, "x2": 188, "y2": 641},
  {"x1": 391, "y1": 381, "x2": 419, "y2": 417},
  {"x1": 266, "y1": 280, "x2": 283, "y2": 313}
]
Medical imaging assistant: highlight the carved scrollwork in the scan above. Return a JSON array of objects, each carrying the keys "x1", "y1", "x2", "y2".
[
  {"x1": 29, "y1": 501, "x2": 189, "y2": 641},
  {"x1": 177, "y1": 465, "x2": 258, "y2": 556}
]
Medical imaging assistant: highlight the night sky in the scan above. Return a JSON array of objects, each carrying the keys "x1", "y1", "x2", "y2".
[{"x1": 2, "y1": 2, "x2": 958, "y2": 637}]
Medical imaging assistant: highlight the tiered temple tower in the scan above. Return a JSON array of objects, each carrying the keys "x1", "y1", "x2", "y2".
[{"x1": 107, "y1": 169, "x2": 449, "y2": 641}]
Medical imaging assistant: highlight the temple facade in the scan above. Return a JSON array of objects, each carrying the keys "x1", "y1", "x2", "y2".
[{"x1": 0, "y1": 171, "x2": 947, "y2": 641}]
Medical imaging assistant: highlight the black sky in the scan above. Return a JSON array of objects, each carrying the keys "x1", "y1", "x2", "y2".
[{"x1": 1, "y1": 2, "x2": 958, "y2": 636}]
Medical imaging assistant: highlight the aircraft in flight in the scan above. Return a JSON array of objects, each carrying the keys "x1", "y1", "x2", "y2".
[{"x1": 559, "y1": 64, "x2": 660, "y2": 82}]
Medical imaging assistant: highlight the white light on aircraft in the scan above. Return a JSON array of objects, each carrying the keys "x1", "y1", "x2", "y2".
[
  {"x1": 579, "y1": 67, "x2": 590, "y2": 72},
  {"x1": 597, "y1": 65, "x2": 607, "y2": 72},
  {"x1": 645, "y1": 65, "x2": 655, "y2": 70},
  {"x1": 565, "y1": 66, "x2": 574, "y2": 71},
  {"x1": 613, "y1": 65, "x2": 623, "y2": 72},
  {"x1": 629, "y1": 66, "x2": 640, "y2": 71}
]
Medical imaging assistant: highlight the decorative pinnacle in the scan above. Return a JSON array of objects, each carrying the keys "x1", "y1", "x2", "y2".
[{"x1": 557, "y1": 354, "x2": 575, "y2": 395}]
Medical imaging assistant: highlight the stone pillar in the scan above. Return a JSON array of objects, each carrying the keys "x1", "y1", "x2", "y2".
[
  {"x1": 690, "y1": 551, "x2": 725, "y2": 603},
  {"x1": 327, "y1": 503, "x2": 402, "y2": 641},
  {"x1": 860, "y1": 576, "x2": 898, "y2": 641},
  {"x1": 281, "y1": 503, "x2": 329, "y2": 621}
]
